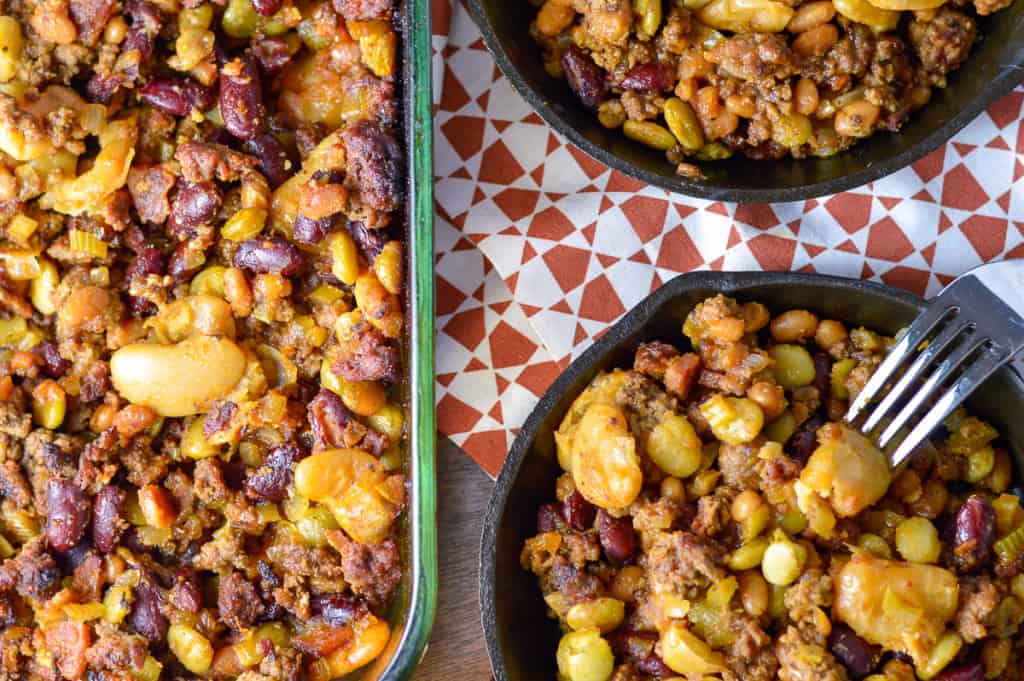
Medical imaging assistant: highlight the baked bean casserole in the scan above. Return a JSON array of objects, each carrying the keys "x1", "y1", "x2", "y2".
[
  {"x1": 523, "y1": 295, "x2": 1023, "y2": 681},
  {"x1": 530, "y1": 0, "x2": 1013, "y2": 174},
  {"x1": 0, "y1": 0, "x2": 408, "y2": 676}
]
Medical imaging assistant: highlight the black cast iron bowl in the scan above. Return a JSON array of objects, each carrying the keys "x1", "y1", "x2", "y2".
[
  {"x1": 479, "y1": 271, "x2": 1024, "y2": 681},
  {"x1": 465, "y1": 0, "x2": 1024, "y2": 202}
]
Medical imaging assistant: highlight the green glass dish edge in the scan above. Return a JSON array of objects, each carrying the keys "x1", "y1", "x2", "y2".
[
  {"x1": 381, "y1": 0, "x2": 439, "y2": 674},
  {"x1": 342, "y1": 0, "x2": 437, "y2": 676}
]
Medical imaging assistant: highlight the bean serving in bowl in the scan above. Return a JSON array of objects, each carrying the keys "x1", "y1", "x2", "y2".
[
  {"x1": 519, "y1": 293, "x2": 1024, "y2": 681},
  {"x1": 531, "y1": 0, "x2": 1015, "y2": 178},
  {"x1": 468, "y1": 0, "x2": 1024, "y2": 198}
]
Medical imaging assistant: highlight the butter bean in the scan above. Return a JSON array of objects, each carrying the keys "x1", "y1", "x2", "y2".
[
  {"x1": 110, "y1": 335, "x2": 246, "y2": 417},
  {"x1": 835, "y1": 100, "x2": 880, "y2": 138}
]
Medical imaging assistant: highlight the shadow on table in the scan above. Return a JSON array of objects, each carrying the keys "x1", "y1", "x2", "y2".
[{"x1": 411, "y1": 437, "x2": 496, "y2": 681}]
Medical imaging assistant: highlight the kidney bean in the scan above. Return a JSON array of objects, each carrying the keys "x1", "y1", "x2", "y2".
[
  {"x1": 220, "y1": 55, "x2": 265, "y2": 140},
  {"x1": 86, "y1": 73, "x2": 122, "y2": 104},
  {"x1": 346, "y1": 220, "x2": 388, "y2": 262},
  {"x1": 167, "y1": 241, "x2": 205, "y2": 282},
  {"x1": 244, "y1": 133, "x2": 294, "y2": 189},
  {"x1": 232, "y1": 236, "x2": 304, "y2": 275},
  {"x1": 91, "y1": 485, "x2": 126, "y2": 554},
  {"x1": 813, "y1": 352, "x2": 831, "y2": 397},
  {"x1": 121, "y1": 0, "x2": 163, "y2": 80},
  {"x1": 596, "y1": 509, "x2": 636, "y2": 563},
  {"x1": 128, "y1": 579, "x2": 168, "y2": 642},
  {"x1": 45, "y1": 479, "x2": 91, "y2": 552},
  {"x1": 311, "y1": 593, "x2": 368, "y2": 627},
  {"x1": 785, "y1": 413, "x2": 826, "y2": 463},
  {"x1": 562, "y1": 491, "x2": 596, "y2": 531},
  {"x1": 250, "y1": 0, "x2": 282, "y2": 15},
  {"x1": 125, "y1": 246, "x2": 166, "y2": 316},
  {"x1": 245, "y1": 444, "x2": 306, "y2": 502},
  {"x1": 140, "y1": 79, "x2": 215, "y2": 116},
  {"x1": 829, "y1": 624, "x2": 877, "y2": 679},
  {"x1": 934, "y1": 662, "x2": 984, "y2": 681},
  {"x1": 253, "y1": 36, "x2": 294, "y2": 74},
  {"x1": 35, "y1": 340, "x2": 70, "y2": 379},
  {"x1": 293, "y1": 214, "x2": 336, "y2": 245},
  {"x1": 619, "y1": 63, "x2": 674, "y2": 93},
  {"x1": 169, "y1": 569, "x2": 203, "y2": 613},
  {"x1": 536, "y1": 503, "x2": 564, "y2": 533},
  {"x1": 126, "y1": 246, "x2": 165, "y2": 282},
  {"x1": 167, "y1": 182, "x2": 221, "y2": 237},
  {"x1": 636, "y1": 653, "x2": 674, "y2": 678},
  {"x1": 561, "y1": 45, "x2": 607, "y2": 110},
  {"x1": 307, "y1": 389, "x2": 355, "y2": 451},
  {"x1": 950, "y1": 495, "x2": 995, "y2": 573}
]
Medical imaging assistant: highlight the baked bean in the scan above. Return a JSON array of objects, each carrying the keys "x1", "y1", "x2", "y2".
[
  {"x1": 695, "y1": 86, "x2": 722, "y2": 120},
  {"x1": 748, "y1": 381, "x2": 786, "y2": 421},
  {"x1": 792, "y1": 23, "x2": 838, "y2": 56},
  {"x1": 815, "y1": 319, "x2": 848, "y2": 352},
  {"x1": 835, "y1": 100, "x2": 881, "y2": 138},
  {"x1": 787, "y1": 1, "x2": 836, "y2": 31},
  {"x1": 138, "y1": 484, "x2": 177, "y2": 528},
  {"x1": 725, "y1": 93, "x2": 757, "y2": 118},
  {"x1": 660, "y1": 477, "x2": 686, "y2": 503},
  {"x1": 910, "y1": 479, "x2": 949, "y2": 519},
  {"x1": 741, "y1": 302, "x2": 770, "y2": 332},
  {"x1": 535, "y1": 0, "x2": 575, "y2": 36},
  {"x1": 793, "y1": 78, "x2": 819, "y2": 117},
  {"x1": 704, "y1": 111, "x2": 739, "y2": 141},
  {"x1": 586, "y1": 7, "x2": 633, "y2": 44},
  {"x1": 609, "y1": 565, "x2": 645, "y2": 603},
  {"x1": 770, "y1": 309, "x2": 819, "y2": 343},
  {"x1": 738, "y1": 570, "x2": 768, "y2": 616},
  {"x1": 731, "y1": 490, "x2": 764, "y2": 522}
]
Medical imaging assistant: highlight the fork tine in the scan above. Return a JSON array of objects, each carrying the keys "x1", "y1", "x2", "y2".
[
  {"x1": 889, "y1": 347, "x2": 1009, "y2": 467},
  {"x1": 877, "y1": 333, "x2": 989, "y2": 448},
  {"x1": 860, "y1": 318, "x2": 971, "y2": 433},
  {"x1": 845, "y1": 303, "x2": 957, "y2": 423}
]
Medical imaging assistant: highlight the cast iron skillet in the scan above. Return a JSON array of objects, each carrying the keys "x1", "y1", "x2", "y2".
[
  {"x1": 479, "y1": 271, "x2": 1024, "y2": 681},
  {"x1": 465, "y1": 0, "x2": 1024, "y2": 202}
]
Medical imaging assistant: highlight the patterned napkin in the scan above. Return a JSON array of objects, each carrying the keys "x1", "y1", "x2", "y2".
[{"x1": 429, "y1": 0, "x2": 1024, "y2": 476}]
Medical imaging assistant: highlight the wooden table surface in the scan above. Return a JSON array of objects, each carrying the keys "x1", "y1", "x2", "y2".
[{"x1": 411, "y1": 438, "x2": 495, "y2": 681}]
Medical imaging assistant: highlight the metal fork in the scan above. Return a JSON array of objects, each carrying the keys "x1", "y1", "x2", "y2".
[{"x1": 845, "y1": 259, "x2": 1024, "y2": 468}]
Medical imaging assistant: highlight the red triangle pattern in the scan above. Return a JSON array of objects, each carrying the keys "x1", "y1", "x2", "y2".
[{"x1": 433, "y1": 20, "x2": 1024, "y2": 474}]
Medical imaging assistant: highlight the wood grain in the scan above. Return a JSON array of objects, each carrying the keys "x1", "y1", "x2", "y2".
[{"x1": 411, "y1": 438, "x2": 495, "y2": 680}]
